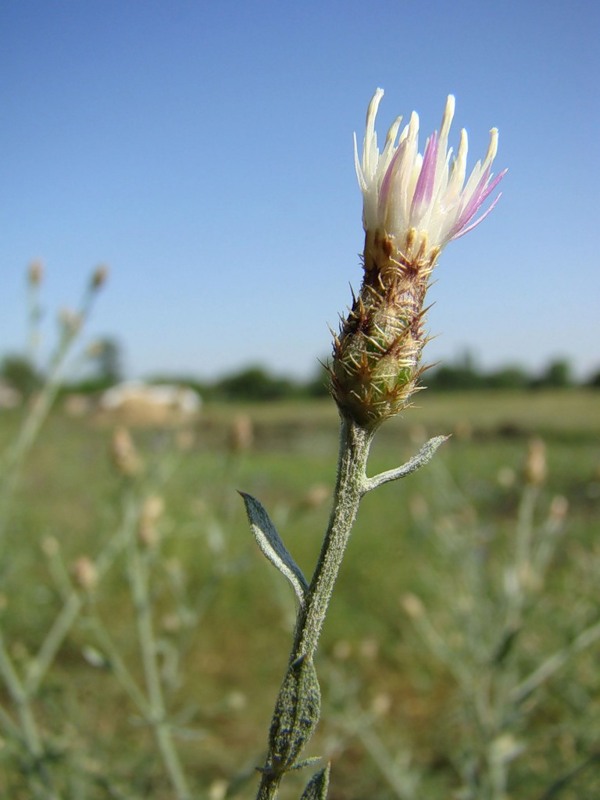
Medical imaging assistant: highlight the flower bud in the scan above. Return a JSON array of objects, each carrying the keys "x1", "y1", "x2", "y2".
[{"x1": 331, "y1": 229, "x2": 434, "y2": 427}]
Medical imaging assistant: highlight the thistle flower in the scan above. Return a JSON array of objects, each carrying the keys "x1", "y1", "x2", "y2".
[
  {"x1": 332, "y1": 91, "x2": 505, "y2": 428},
  {"x1": 356, "y1": 91, "x2": 505, "y2": 256}
]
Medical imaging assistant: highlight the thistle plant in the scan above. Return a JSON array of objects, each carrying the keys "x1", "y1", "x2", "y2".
[
  {"x1": 242, "y1": 90, "x2": 505, "y2": 798},
  {"x1": 400, "y1": 439, "x2": 600, "y2": 798},
  {"x1": 0, "y1": 264, "x2": 107, "y2": 543}
]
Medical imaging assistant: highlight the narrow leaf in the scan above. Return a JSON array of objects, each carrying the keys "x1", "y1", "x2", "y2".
[
  {"x1": 269, "y1": 655, "x2": 321, "y2": 771},
  {"x1": 239, "y1": 492, "x2": 309, "y2": 604},
  {"x1": 362, "y1": 435, "x2": 449, "y2": 494},
  {"x1": 300, "y1": 763, "x2": 331, "y2": 800}
]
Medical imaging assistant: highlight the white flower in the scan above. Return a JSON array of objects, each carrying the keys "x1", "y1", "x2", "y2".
[{"x1": 355, "y1": 90, "x2": 506, "y2": 256}]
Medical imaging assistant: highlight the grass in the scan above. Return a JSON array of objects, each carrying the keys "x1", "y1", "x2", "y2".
[{"x1": 0, "y1": 389, "x2": 599, "y2": 798}]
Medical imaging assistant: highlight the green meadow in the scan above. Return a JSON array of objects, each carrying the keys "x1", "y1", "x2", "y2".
[{"x1": 1, "y1": 389, "x2": 599, "y2": 798}]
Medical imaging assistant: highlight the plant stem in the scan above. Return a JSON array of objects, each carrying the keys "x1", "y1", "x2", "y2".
[
  {"x1": 0, "y1": 280, "x2": 100, "y2": 544},
  {"x1": 0, "y1": 633, "x2": 60, "y2": 800},
  {"x1": 292, "y1": 418, "x2": 373, "y2": 664},
  {"x1": 25, "y1": 499, "x2": 135, "y2": 696},
  {"x1": 253, "y1": 420, "x2": 446, "y2": 799},
  {"x1": 128, "y1": 521, "x2": 191, "y2": 800},
  {"x1": 256, "y1": 418, "x2": 373, "y2": 799}
]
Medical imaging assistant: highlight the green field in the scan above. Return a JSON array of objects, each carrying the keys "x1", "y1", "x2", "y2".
[{"x1": 1, "y1": 390, "x2": 599, "y2": 799}]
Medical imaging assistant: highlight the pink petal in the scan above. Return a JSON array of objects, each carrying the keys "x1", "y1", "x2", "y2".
[
  {"x1": 411, "y1": 131, "x2": 438, "y2": 215},
  {"x1": 450, "y1": 168, "x2": 506, "y2": 239},
  {"x1": 450, "y1": 190, "x2": 504, "y2": 241}
]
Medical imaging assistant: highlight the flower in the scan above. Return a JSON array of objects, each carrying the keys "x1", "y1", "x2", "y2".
[
  {"x1": 355, "y1": 90, "x2": 506, "y2": 263},
  {"x1": 330, "y1": 91, "x2": 505, "y2": 429}
]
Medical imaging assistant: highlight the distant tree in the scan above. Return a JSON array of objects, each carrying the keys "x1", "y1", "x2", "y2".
[
  {"x1": 305, "y1": 360, "x2": 331, "y2": 398},
  {"x1": 215, "y1": 366, "x2": 299, "y2": 401},
  {"x1": 534, "y1": 358, "x2": 573, "y2": 389},
  {"x1": 486, "y1": 365, "x2": 530, "y2": 390},
  {"x1": 0, "y1": 354, "x2": 42, "y2": 399},
  {"x1": 426, "y1": 351, "x2": 484, "y2": 391},
  {"x1": 586, "y1": 369, "x2": 600, "y2": 388}
]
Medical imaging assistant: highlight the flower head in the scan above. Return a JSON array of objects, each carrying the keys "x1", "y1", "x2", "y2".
[
  {"x1": 355, "y1": 91, "x2": 505, "y2": 263},
  {"x1": 331, "y1": 91, "x2": 505, "y2": 429}
]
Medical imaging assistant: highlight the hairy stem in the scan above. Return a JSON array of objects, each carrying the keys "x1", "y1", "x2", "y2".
[
  {"x1": 256, "y1": 418, "x2": 373, "y2": 799},
  {"x1": 254, "y1": 418, "x2": 446, "y2": 799},
  {"x1": 293, "y1": 419, "x2": 373, "y2": 663}
]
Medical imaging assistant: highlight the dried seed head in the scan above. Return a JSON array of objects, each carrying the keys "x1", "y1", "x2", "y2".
[
  {"x1": 228, "y1": 413, "x2": 254, "y2": 454},
  {"x1": 302, "y1": 483, "x2": 330, "y2": 510},
  {"x1": 359, "y1": 637, "x2": 379, "y2": 661},
  {"x1": 137, "y1": 495, "x2": 165, "y2": 548},
  {"x1": 161, "y1": 613, "x2": 183, "y2": 633},
  {"x1": 85, "y1": 340, "x2": 105, "y2": 359},
  {"x1": 524, "y1": 438, "x2": 547, "y2": 486},
  {"x1": 58, "y1": 308, "x2": 82, "y2": 336},
  {"x1": 548, "y1": 495, "x2": 568, "y2": 523},
  {"x1": 72, "y1": 556, "x2": 98, "y2": 592},
  {"x1": 371, "y1": 692, "x2": 392, "y2": 718},
  {"x1": 208, "y1": 780, "x2": 229, "y2": 800},
  {"x1": 225, "y1": 691, "x2": 247, "y2": 711},
  {"x1": 28, "y1": 260, "x2": 44, "y2": 286},
  {"x1": 91, "y1": 264, "x2": 109, "y2": 290},
  {"x1": 401, "y1": 593, "x2": 425, "y2": 619},
  {"x1": 331, "y1": 640, "x2": 352, "y2": 661},
  {"x1": 41, "y1": 536, "x2": 60, "y2": 557},
  {"x1": 110, "y1": 426, "x2": 142, "y2": 477}
]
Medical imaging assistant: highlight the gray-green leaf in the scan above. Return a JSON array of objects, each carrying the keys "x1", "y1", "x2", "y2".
[
  {"x1": 240, "y1": 491, "x2": 309, "y2": 605},
  {"x1": 300, "y1": 763, "x2": 330, "y2": 799},
  {"x1": 269, "y1": 655, "x2": 321, "y2": 772}
]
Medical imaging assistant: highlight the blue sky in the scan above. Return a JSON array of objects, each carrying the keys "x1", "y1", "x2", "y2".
[{"x1": 1, "y1": 0, "x2": 599, "y2": 381}]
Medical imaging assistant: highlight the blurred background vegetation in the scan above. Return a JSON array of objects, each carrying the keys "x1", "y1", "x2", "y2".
[
  {"x1": 2, "y1": 339, "x2": 599, "y2": 408},
  {"x1": 1, "y1": 275, "x2": 599, "y2": 798},
  {"x1": 1, "y1": 382, "x2": 599, "y2": 797}
]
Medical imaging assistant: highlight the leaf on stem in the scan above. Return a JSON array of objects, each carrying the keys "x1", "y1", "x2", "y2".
[
  {"x1": 269, "y1": 655, "x2": 321, "y2": 772},
  {"x1": 362, "y1": 435, "x2": 450, "y2": 494},
  {"x1": 300, "y1": 763, "x2": 331, "y2": 799},
  {"x1": 239, "y1": 492, "x2": 309, "y2": 605}
]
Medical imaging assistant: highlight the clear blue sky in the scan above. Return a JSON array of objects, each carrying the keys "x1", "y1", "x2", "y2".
[{"x1": 1, "y1": 0, "x2": 599, "y2": 381}]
